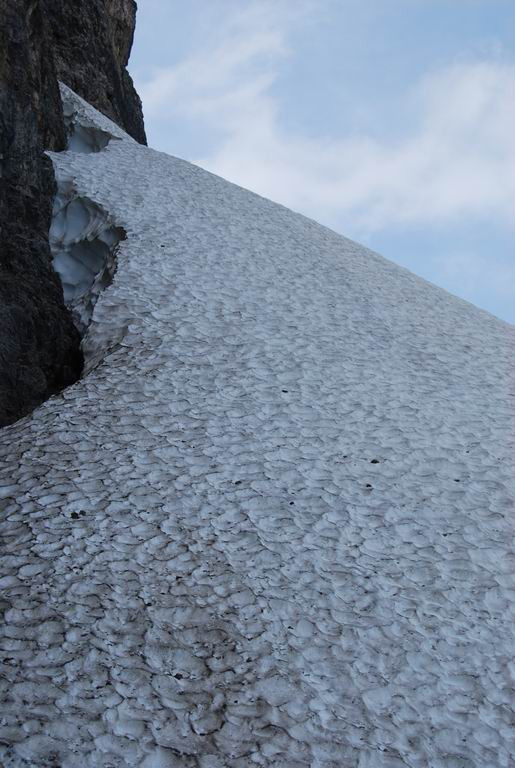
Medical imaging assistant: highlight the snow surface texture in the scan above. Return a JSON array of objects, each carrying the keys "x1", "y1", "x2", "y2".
[{"x1": 0, "y1": 86, "x2": 514, "y2": 768}]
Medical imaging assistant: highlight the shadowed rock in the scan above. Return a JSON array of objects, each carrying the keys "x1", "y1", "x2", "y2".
[
  {"x1": 46, "y1": 0, "x2": 146, "y2": 144},
  {"x1": 0, "y1": 0, "x2": 83, "y2": 426},
  {"x1": 0, "y1": 0, "x2": 145, "y2": 426}
]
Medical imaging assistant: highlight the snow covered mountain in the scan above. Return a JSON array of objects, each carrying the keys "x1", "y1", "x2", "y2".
[{"x1": 1, "y1": 86, "x2": 514, "y2": 768}]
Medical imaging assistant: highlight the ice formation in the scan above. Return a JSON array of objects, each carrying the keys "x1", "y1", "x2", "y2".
[
  {"x1": 50, "y1": 183, "x2": 125, "y2": 335},
  {"x1": 50, "y1": 86, "x2": 127, "y2": 335},
  {"x1": 62, "y1": 86, "x2": 118, "y2": 154},
  {"x1": 0, "y1": 85, "x2": 514, "y2": 768},
  {"x1": 66, "y1": 122, "x2": 113, "y2": 154}
]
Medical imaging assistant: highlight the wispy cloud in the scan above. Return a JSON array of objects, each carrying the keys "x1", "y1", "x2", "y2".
[
  {"x1": 137, "y1": 3, "x2": 515, "y2": 236},
  {"x1": 140, "y1": 2, "x2": 291, "y2": 125},
  {"x1": 135, "y1": 1, "x2": 515, "y2": 322}
]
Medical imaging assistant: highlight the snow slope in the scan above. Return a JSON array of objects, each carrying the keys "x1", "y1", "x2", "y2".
[{"x1": 0, "y1": 86, "x2": 514, "y2": 768}]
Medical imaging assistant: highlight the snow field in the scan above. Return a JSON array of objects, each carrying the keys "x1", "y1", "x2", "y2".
[{"x1": 0, "y1": 86, "x2": 514, "y2": 767}]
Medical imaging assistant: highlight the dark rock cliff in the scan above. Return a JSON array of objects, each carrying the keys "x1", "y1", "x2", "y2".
[
  {"x1": 47, "y1": 0, "x2": 146, "y2": 144},
  {"x1": 0, "y1": 0, "x2": 82, "y2": 427},
  {"x1": 0, "y1": 0, "x2": 145, "y2": 427}
]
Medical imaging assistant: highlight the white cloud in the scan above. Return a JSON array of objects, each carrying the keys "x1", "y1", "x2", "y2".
[
  {"x1": 139, "y1": 2, "x2": 291, "y2": 124},
  {"x1": 434, "y1": 250, "x2": 515, "y2": 303},
  {"x1": 137, "y1": 3, "x2": 515, "y2": 237}
]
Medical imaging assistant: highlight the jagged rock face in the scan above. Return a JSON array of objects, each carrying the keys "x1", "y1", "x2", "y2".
[
  {"x1": 0, "y1": 0, "x2": 145, "y2": 426},
  {"x1": 0, "y1": 0, "x2": 83, "y2": 427},
  {"x1": 46, "y1": 0, "x2": 147, "y2": 144}
]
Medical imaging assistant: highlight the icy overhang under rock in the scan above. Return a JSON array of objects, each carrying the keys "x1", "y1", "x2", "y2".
[
  {"x1": 47, "y1": 84, "x2": 132, "y2": 337},
  {"x1": 69, "y1": 122, "x2": 113, "y2": 153},
  {"x1": 50, "y1": 180, "x2": 125, "y2": 335},
  {"x1": 61, "y1": 97, "x2": 115, "y2": 153},
  {"x1": 59, "y1": 82, "x2": 136, "y2": 151}
]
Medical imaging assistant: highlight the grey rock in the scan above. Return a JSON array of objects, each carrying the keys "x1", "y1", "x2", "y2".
[
  {"x1": 46, "y1": 0, "x2": 146, "y2": 144},
  {"x1": 0, "y1": 0, "x2": 146, "y2": 426},
  {"x1": 0, "y1": 0, "x2": 83, "y2": 427}
]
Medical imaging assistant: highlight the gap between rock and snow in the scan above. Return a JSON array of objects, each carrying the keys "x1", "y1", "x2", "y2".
[{"x1": 49, "y1": 85, "x2": 127, "y2": 338}]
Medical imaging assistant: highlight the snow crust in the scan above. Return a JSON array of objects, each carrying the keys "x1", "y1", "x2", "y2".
[{"x1": 0, "y1": 86, "x2": 514, "y2": 767}]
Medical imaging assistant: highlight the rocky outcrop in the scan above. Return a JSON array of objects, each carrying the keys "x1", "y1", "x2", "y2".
[
  {"x1": 0, "y1": 0, "x2": 145, "y2": 426},
  {"x1": 46, "y1": 0, "x2": 146, "y2": 144},
  {"x1": 0, "y1": 0, "x2": 83, "y2": 427}
]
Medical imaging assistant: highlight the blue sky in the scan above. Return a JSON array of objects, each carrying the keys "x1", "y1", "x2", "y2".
[{"x1": 131, "y1": 0, "x2": 515, "y2": 324}]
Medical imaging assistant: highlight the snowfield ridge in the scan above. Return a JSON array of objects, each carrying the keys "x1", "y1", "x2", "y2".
[{"x1": 0, "y1": 86, "x2": 514, "y2": 768}]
